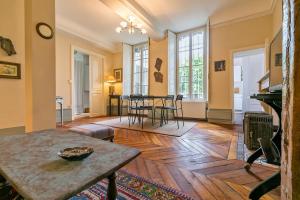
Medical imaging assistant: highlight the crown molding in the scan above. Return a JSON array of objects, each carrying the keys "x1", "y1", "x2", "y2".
[
  {"x1": 56, "y1": 15, "x2": 118, "y2": 53},
  {"x1": 210, "y1": 0, "x2": 276, "y2": 28}
]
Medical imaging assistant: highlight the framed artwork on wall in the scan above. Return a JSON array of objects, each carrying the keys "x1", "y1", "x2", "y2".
[
  {"x1": 214, "y1": 60, "x2": 226, "y2": 72},
  {"x1": 0, "y1": 61, "x2": 21, "y2": 79},
  {"x1": 114, "y1": 68, "x2": 122, "y2": 82}
]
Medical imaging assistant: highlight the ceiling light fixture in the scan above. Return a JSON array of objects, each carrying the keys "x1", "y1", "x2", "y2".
[{"x1": 115, "y1": 15, "x2": 147, "y2": 35}]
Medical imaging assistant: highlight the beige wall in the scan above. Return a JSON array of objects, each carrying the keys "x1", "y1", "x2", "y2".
[
  {"x1": 0, "y1": 0, "x2": 56, "y2": 132},
  {"x1": 209, "y1": 15, "x2": 273, "y2": 110},
  {"x1": 25, "y1": 0, "x2": 56, "y2": 132},
  {"x1": 0, "y1": 0, "x2": 25, "y2": 130},
  {"x1": 55, "y1": 30, "x2": 114, "y2": 110},
  {"x1": 149, "y1": 38, "x2": 168, "y2": 95},
  {"x1": 272, "y1": 0, "x2": 282, "y2": 37}
]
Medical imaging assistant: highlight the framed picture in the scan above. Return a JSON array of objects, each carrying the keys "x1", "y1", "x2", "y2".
[
  {"x1": 114, "y1": 68, "x2": 122, "y2": 82},
  {"x1": 275, "y1": 53, "x2": 282, "y2": 67},
  {"x1": 214, "y1": 60, "x2": 226, "y2": 72},
  {"x1": 0, "y1": 61, "x2": 21, "y2": 79}
]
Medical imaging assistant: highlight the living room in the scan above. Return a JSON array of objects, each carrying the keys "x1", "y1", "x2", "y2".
[{"x1": 1, "y1": 0, "x2": 299, "y2": 200}]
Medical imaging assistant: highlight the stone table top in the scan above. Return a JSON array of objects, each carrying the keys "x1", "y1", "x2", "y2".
[{"x1": 0, "y1": 130, "x2": 140, "y2": 200}]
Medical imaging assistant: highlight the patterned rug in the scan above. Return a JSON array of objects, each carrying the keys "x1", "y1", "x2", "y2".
[{"x1": 70, "y1": 170, "x2": 193, "y2": 200}]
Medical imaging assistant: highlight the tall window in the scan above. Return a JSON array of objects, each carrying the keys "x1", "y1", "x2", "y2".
[
  {"x1": 133, "y1": 43, "x2": 149, "y2": 95},
  {"x1": 177, "y1": 29, "x2": 205, "y2": 99}
]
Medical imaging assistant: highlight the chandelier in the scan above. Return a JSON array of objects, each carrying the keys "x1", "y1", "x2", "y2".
[{"x1": 115, "y1": 16, "x2": 147, "y2": 34}]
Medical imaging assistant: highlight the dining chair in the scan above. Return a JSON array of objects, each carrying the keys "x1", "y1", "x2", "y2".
[
  {"x1": 119, "y1": 95, "x2": 130, "y2": 122},
  {"x1": 155, "y1": 95, "x2": 184, "y2": 128},
  {"x1": 154, "y1": 95, "x2": 174, "y2": 126},
  {"x1": 128, "y1": 95, "x2": 143, "y2": 126},
  {"x1": 139, "y1": 96, "x2": 155, "y2": 128}
]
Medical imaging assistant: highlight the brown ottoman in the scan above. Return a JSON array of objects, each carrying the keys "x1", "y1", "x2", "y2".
[{"x1": 69, "y1": 124, "x2": 114, "y2": 142}]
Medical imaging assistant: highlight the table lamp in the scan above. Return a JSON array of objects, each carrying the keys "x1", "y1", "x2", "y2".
[{"x1": 106, "y1": 75, "x2": 117, "y2": 95}]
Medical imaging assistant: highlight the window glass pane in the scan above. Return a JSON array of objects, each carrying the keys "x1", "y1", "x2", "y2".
[
  {"x1": 178, "y1": 35, "x2": 190, "y2": 98},
  {"x1": 177, "y1": 30, "x2": 205, "y2": 99},
  {"x1": 133, "y1": 47, "x2": 141, "y2": 94},
  {"x1": 142, "y1": 45, "x2": 148, "y2": 95},
  {"x1": 192, "y1": 31, "x2": 204, "y2": 99},
  {"x1": 134, "y1": 47, "x2": 141, "y2": 60},
  {"x1": 132, "y1": 43, "x2": 148, "y2": 95}
]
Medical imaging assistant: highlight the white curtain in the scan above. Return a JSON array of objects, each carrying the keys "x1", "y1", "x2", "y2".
[
  {"x1": 168, "y1": 30, "x2": 176, "y2": 95},
  {"x1": 74, "y1": 53, "x2": 85, "y2": 114},
  {"x1": 122, "y1": 43, "x2": 132, "y2": 95}
]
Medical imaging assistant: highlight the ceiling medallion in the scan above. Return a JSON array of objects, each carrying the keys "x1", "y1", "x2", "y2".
[{"x1": 115, "y1": 16, "x2": 147, "y2": 35}]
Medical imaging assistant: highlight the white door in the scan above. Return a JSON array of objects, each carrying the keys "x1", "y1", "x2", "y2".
[
  {"x1": 89, "y1": 55, "x2": 105, "y2": 117},
  {"x1": 242, "y1": 51, "x2": 264, "y2": 112}
]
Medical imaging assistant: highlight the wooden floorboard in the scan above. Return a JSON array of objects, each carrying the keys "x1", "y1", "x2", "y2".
[{"x1": 63, "y1": 117, "x2": 280, "y2": 200}]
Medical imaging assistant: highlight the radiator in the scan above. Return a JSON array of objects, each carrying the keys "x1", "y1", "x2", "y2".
[
  {"x1": 182, "y1": 101, "x2": 207, "y2": 119},
  {"x1": 243, "y1": 112, "x2": 273, "y2": 150}
]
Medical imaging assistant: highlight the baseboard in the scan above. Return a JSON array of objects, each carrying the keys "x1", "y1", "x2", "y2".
[
  {"x1": 207, "y1": 109, "x2": 232, "y2": 124},
  {"x1": 0, "y1": 126, "x2": 25, "y2": 135},
  {"x1": 179, "y1": 117, "x2": 207, "y2": 121},
  {"x1": 56, "y1": 108, "x2": 72, "y2": 123}
]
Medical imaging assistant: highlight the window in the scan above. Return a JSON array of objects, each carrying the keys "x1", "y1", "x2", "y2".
[
  {"x1": 177, "y1": 29, "x2": 206, "y2": 99},
  {"x1": 133, "y1": 43, "x2": 149, "y2": 95}
]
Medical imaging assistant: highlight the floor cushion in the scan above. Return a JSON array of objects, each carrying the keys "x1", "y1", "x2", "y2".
[{"x1": 69, "y1": 124, "x2": 114, "y2": 142}]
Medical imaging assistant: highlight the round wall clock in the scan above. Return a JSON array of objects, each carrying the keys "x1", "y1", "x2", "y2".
[{"x1": 36, "y1": 22, "x2": 54, "y2": 39}]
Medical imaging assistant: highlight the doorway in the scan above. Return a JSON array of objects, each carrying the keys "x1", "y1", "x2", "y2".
[
  {"x1": 74, "y1": 50, "x2": 90, "y2": 118},
  {"x1": 71, "y1": 47, "x2": 105, "y2": 120},
  {"x1": 233, "y1": 48, "x2": 265, "y2": 124}
]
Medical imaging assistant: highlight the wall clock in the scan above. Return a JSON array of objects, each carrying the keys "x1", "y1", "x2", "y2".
[{"x1": 36, "y1": 22, "x2": 54, "y2": 39}]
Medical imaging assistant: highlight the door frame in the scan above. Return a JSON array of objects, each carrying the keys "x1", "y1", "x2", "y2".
[
  {"x1": 71, "y1": 45, "x2": 105, "y2": 120},
  {"x1": 229, "y1": 43, "x2": 267, "y2": 123}
]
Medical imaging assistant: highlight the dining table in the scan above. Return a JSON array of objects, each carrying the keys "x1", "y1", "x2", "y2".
[
  {"x1": 127, "y1": 95, "x2": 173, "y2": 125},
  {"x1": 0, "y1": 130, "x2": 140, "y2": 200}
]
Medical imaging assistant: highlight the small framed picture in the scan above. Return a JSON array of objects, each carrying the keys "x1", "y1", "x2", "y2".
[
  {"x1": 275, "y1": 53, "x2": 282, "y2": 67},
  {"x1": 214, "y1": 60, "x2": 226, "y2": 72},
  {"x1": 0, "y1": 61, "x2": 21, "y2": 79},
  {"x1": 114, "y1": 68, "x2": 122, "y2": 82}
]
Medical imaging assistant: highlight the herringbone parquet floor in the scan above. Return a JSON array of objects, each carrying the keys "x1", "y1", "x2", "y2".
[{"x1": 64, "y1": 117, "x2": 281, "y2": 200}]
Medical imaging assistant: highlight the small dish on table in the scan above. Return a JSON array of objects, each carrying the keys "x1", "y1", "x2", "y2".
[{"x1": 58, "y1": 147, "x2": 94, "y2": 161}]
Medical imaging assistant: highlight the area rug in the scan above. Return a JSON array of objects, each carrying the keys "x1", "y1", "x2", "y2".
[
  {"x1": 70, "y1": 170, "x2": 193, "y2": 200},
  {"x1": 93, "y1": 117, "x2": 196, "y2": 137}
]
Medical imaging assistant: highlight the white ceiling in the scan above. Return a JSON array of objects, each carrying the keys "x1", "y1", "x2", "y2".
[
  {"x1": 56, "y1": 0, "x2": 148, "y2": 51},
  {"x1": 55, "y1": 0, "x2": 275, "y2": 52}
]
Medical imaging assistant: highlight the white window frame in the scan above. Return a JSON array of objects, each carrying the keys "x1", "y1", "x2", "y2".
[
  {"x1": 176, "y1": 27, "x2": 207, "y2": 101},
  {"x1": 132, "y1": 42, "x2": 149, "y2": 95}
]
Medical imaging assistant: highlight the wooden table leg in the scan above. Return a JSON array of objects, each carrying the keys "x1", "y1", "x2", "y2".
[
  {"x1": 0, "y1": 175, "x2": 10, "y2": 199},
  {"x1": 117, "y1": 97, "x2": 120, "y2": 116},
  {"x1": 109, "y1": 97, "x2": 112, "y2": 116},
  {"x1": 107, "y1": 172, "x2": 117, "y2": 200}
]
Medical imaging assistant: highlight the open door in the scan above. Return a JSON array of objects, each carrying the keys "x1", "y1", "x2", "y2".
[{"x1": 89, "y1": 54, "x2": 105, "y2": 117}]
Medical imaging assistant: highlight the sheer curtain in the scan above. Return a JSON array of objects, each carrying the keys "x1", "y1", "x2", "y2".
[
  {"x1": 74, "y1": 52, "x2": 85, "y2": 114},
  {"x1": 122, "y1": 43, "x2": 132, "y2": 95},
  {"x1": 168, "y1": 30, "x2": 176, "y2": 95}
]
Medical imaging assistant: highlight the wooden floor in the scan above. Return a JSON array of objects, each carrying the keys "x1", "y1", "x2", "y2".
[{"x1": 64, "y1": 117, "x2": 280, "y2": 200}]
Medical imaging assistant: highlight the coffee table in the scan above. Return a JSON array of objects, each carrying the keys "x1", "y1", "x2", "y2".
[{"x1": 0, "y1": 130, "x2": 140, "y2": 200}]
